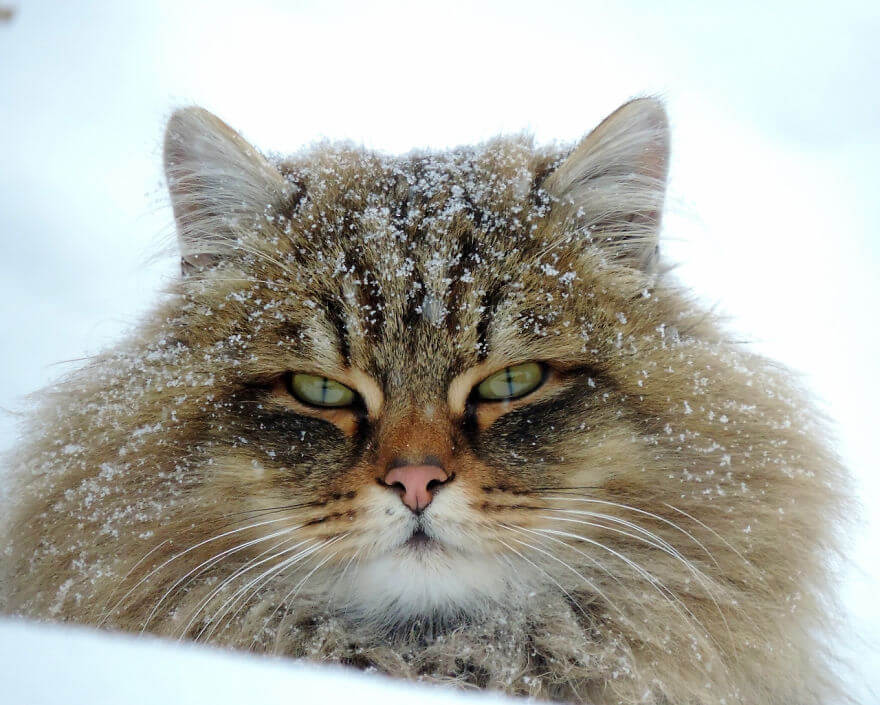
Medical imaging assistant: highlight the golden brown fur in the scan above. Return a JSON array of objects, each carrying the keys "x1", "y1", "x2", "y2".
[{"x1": 1, "y1": 99, "x2": 850, "y2": 704}]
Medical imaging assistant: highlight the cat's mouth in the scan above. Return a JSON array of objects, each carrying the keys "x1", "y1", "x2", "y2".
[{"x1": 404, "y1": 528, "x2": 438, "y2": 550}]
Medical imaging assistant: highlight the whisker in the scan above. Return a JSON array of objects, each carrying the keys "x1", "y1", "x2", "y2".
[
  {"x1": 185, "y1": 538, "x2": 318, "y2": 641},
  {"x1": 540, "y1": 511, "x2": 723, "y2": 596},
  {"x1": 662, "y1": 503, "x2": 758, "y2": 576},
  {"x1": 503, "y1": 523, "x2": 639, "y2": 612},
  {"x1": 537, "y1": 511, "x2": 736, "y2": 644},
  {"x1": 202, "y1": 536, "x2": 340, "y2": 642},
  {"x1": 494, "y1": 535, "x2": 592, "y2": 620},
  {"x1": 544, "y1": 508, "x2": 684, "y2": 556},
  {"x1": 141, "y1": 524, "x2": 304, "y2": 632},
  {"x1": 99, "y1": 539, "x2": 170, "y2": 617},
  {"x1": 335, "y1": 544, "x2": 365, "y2": 587},
  {"x1": 255, "y1": 534, "x2": 350, "y2": 651},
  {"x1": 213, "y1": 502, "x2": 326, "y2": 529},
  {"x1": 530, "y1": 485, "x2": 604, "y2": 492},
  {"x1": 533, "y1": 525, "x2": 721, "y2": 650},
  {"x1": 215, "y1": 501, "x2": 324, "y2": 521},
  {"x1": 539, "y1": 495, "x2": 722, "y2": 569},
  {"x1": 497, "y1": 528, "x2": 630, "y2": 623},
  {"x1": 99, "y1": 516, "x2": 295, "y2": 626}
]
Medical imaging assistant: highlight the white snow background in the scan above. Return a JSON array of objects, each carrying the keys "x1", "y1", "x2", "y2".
[{"x1": 1, "y1": 1, "x2": 878, "y2": 702}]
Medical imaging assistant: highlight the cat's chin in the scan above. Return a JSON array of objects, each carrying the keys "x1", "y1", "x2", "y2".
[{"x1": 325, "y1": 542, "x2": 523, "y2": 626}]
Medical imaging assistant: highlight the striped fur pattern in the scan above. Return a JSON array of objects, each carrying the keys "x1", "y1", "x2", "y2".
[{"x1": 1, "y1": 100, "x2": 850, "y2": 704}]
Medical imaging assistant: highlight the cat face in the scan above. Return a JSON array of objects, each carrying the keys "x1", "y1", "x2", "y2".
[
  {"x1": 5, "y1": 99, "x2": 846, "y2": 703},
  {"x1": 158, "y1": 101, "x2": 670, "y2": 624}
]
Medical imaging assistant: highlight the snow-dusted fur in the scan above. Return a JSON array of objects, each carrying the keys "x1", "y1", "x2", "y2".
[{"x1": 1, "y1": 100, "x2": 851, "y2": 704}]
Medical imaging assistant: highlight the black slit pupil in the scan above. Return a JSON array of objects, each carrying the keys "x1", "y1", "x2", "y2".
[{"x1": 505, "y1": 367, "x2": 515, "y2": 397}]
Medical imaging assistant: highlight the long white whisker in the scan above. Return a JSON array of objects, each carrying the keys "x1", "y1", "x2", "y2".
[
  {"x1": 503, "y1": 522, "x2": 633, "y2": 594},
  {"x1": 335, "y1": 544, "x2": 365, "y2": 587},
  {"x1": 503, "y1": 523, "x2": 644, "y2": 624},
  {"x1": 541, "y1": 495, "x2": 722, "y2": 569},
  {"x1": 100, "y1": 539, "x2": 170, "y2": 617},
  {"x1": 99, "y1": 516, "x2": 295, "y2": 626},
  {"x1": 494, "y1": 535, "x2": 595, "y2": 620},
  {"x1": 539, "y1": 511, "x2": 734, "y2": 643},
  {"x1": 549, "y1": 508, "x2": 686, "y2": 558},
  {"x1": 201, "y1": 537, "x2": 336, "y2": 642},
  {"x1": 497, "y1": 528, "x2": 630, "y2": 623},
  {"x1": 540, "y1": 512, "x2": 723, "y2": 598},
  {"x1": 186, "y1": 538, "x2": 317, "y2": 641},
  {"x1": 663, "y1": 502, "x2": 759, "y2": 577},
  {"x1": 142, "y1": 524, "x2": 304, "y2": 632},
  {"x1": 533, "y1": 525, "x2": 720, "y2": 649},
  {"x1": 257, "y1": 534, "x2": 350, "y2": 651}
]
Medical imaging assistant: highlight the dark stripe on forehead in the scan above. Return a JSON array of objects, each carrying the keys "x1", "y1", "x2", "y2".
[
  {"x1": 320, "y1": 295, "x2": 351, "y2": 365},
  {"x1": 476, "y1": 284, "x2": 506, "y2": 362},
  {"x1": 444, "y1": 229, "x2": 478, "y2": 337},
  {"x1": 343, "y1": 248, "x2": 386, "y2": 343},
  {"x1": 402, "y1": 269, "x2": 426, "y2": 330}
]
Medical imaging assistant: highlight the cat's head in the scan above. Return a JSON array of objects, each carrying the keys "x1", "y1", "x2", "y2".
[
  {"x1": 157, "y1": 99, "x2": 674, "y2": 625},
  {"x1": 4, "y1": 97, "x2": 846, "y2": 703}
]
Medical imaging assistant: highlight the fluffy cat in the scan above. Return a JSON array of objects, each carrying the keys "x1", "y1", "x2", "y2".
[{"x1": 1, "y1": 99, "x2": 850, "y2": 704}]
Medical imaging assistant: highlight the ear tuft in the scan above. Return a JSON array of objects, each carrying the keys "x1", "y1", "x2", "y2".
[
  {"x1": 543, "y1": 98, "x2": 670, "y2": 272},
  {"x1": 164, "y1": 107, "x2": 290, "y2": 274}
]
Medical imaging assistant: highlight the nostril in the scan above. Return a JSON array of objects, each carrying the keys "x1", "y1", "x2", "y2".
[
  {"x1": 426, "y1": 472, "x2": 453, "y2": 492},
  {"x1": 381, "y1": 465, "x2": 450, "y2": 512}
]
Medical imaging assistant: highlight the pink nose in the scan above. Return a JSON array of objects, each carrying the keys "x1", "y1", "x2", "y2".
[{"x1": 383, "y1": 465, "x2": 449, "y2": 513}]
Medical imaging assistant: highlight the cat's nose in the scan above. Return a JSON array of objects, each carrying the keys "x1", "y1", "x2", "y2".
[{"x1": 382, "y1": 464, "x2": 450, "y2": 513}]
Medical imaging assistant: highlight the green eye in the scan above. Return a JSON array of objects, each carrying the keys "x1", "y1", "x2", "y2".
[
  {"x1": 476, "y1": 362, "x2": 544, "y2": 401},
  {"x1": 289, "y1": 373, "x2": 356, "y2": 408}
]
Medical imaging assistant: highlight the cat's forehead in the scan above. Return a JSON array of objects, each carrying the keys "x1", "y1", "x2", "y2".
[
  {"x1": 278, "y1": 139, "x2": 560, "y2": 259},
  {"x1": 267, "y1": 140, "x2": 580, "y2": 390}
]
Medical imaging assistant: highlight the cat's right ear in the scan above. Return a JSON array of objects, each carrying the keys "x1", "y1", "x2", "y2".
[{"x1": 164, "y1": 107, "x2": 291, "y2": 275}]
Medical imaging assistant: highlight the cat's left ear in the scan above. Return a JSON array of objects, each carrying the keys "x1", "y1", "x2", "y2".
[
  {"x1": 543, "y1": 98, "x2": 669, "y2": 272},
  {"x1": 164, "y1": 107, "x2": 291, "y2": 274}
]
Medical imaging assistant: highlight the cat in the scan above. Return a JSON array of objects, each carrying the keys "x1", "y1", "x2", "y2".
[{"x1": 0, "y1": 98, "x2": 851, "y2": 704}]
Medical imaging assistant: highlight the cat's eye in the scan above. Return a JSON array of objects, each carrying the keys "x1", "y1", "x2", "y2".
[
  {"x1": 476, "y1": 362, "x2": 544, "y2": 401},
  {"x1": 289, "y1": 373, "x2": 356, "y2": 408}
]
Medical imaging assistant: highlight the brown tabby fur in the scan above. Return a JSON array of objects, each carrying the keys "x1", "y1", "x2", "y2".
[{"x1": 1, "y1": 100, "x2": 850, "y2": 704}]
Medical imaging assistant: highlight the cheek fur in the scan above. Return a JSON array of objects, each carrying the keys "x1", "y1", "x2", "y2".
[{"x1": 469, "y1": 377, "x2": 641, "y2": 486}]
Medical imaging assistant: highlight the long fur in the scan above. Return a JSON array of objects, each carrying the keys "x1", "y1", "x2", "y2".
[{"x1": 1, "y1": 99, "x2": 852, "y2": 704}]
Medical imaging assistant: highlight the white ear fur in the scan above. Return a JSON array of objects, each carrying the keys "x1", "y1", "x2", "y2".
[
  {"x1": 163, "y1": 107, "x2": 290, "y2": 273},
  {"x1": 544, "y1": 98, "x2": 670, "y2": 272}
]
